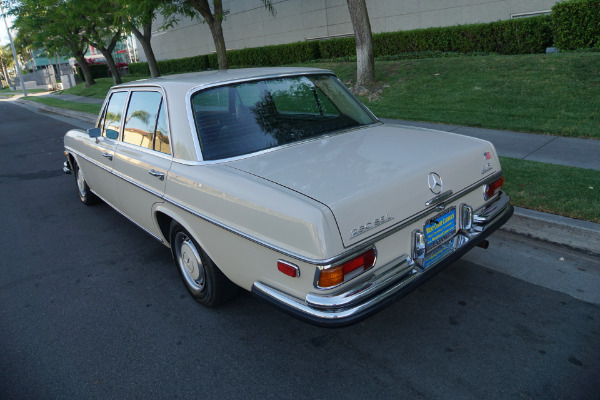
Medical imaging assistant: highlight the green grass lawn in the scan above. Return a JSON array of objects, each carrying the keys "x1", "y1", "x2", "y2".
[
  {"x1": 21, "y1": 96, "x2": 102, "y2": 114},
  {"x1": 501, "y1": 157, "x2": 600, "y2": 223},
  {"x1": 314, "y1": 52, "x2": 600, "y2": 139},
  {"x1": 58, "y1": 76, "x2": 140, "y2": 98},
  {"x1": 25, "y1": 53, "x2": 600, "y2": 223}
]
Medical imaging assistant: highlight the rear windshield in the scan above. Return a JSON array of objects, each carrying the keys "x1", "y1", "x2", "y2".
[{"x1": 191, "y1": 74, "x2": 377, "y2": 160}]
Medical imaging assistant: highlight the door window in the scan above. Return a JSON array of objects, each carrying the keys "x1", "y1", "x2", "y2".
[
  {"x1": 122, "y1": 91, "x2": 163, "y2": 149},
  {"x1": 101, "y1": 91, "x2": 128, "y2": 138}
]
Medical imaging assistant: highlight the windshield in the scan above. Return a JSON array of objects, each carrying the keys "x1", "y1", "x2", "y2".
[{"x1": 191, "y1": 74, "x2": 377, "y2": 161}]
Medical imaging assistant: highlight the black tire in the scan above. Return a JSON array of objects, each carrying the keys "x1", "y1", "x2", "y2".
[
  {"x1": 74, "y1": 162, "x2": 99, "y2": 205},
  {"x1": 170, "y1": 222, "x2": 237, "y2": 306}
]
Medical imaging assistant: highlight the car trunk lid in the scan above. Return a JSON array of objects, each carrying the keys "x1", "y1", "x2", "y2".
[{"x1": 226, "y1": 123, "x2": 501, "y2": 247}]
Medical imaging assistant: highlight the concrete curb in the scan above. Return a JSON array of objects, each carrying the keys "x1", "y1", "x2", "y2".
[
  {"x1": 11, "y1": 97, "x2": 600, "y2": 257},
  {"x1": 15, "y1": 98, "x2": 97, "y2": 125},
  {"x1": 501, "y1": 207, "x2": 600, "y2": 256}
]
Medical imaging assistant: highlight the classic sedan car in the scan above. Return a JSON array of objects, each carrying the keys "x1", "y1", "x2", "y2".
[{"x1": 63, "y1": 67, "x2": 513, "y2": 327}]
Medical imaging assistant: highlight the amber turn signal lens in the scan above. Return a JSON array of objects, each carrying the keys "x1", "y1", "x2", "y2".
[
  {"x1": 318, "y1": 266, "x2": 344, "y2": 287},
  {"x1": 317, "y1": 248, "x2": 376, "y2": 288}
]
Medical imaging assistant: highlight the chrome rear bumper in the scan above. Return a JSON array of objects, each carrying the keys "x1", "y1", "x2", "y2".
[{"x1": 252, "y1": 192, "x2": 513, "y2": 327}]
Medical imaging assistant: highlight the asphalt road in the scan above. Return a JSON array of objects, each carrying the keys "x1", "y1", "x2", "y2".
[{"x1": 1, "y1": 100, "x2": 599, "y2": 400}]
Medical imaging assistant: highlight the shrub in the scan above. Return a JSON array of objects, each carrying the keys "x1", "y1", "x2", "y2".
[
  {"x1": 373, "y1": 16, "x2": 553, "y2": 56},
  {"x1": 87, "y1": 64, "x2": 110, "y2": 79},
  {"x1": 129, "y1": 62, "x2": 150, "y2": 76},
  {"x1": 552, "y1": 0, "x2": 600, "y2": 49},
  {"x1": 126, "y1": 13, "x2": 556, "y2": 75}
]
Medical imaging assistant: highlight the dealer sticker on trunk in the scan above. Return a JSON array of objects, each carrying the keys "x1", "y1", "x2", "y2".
[{"x1": 424, "y1": 207, "x2": 456, "y2": 249}]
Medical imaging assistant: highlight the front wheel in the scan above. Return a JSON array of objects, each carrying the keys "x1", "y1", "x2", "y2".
[
  {"x1": 74, "y1": 162, "x2": 98, "y2": 205},
  {"x1": 170, "y1": 222, "x2": 237, "y2": 306}
]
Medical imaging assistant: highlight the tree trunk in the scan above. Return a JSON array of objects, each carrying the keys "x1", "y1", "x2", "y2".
[
  {"x1": 97, "y1": 47, "x2": 122, "y2": 85},
  {"x1": 347, "y1": 0, "x2": 374, "y2": 88},
  {"x1": 131, "y1": 23, "x2": 160, "y2": 77},
  {"x1": 74, "y1": 51, "x2": 96, "y2": 87},
  {"x1": 208, "y1": 19, "x2": 228, "y2": 70},
  {"x1": 190, "y1": 0, "x2": 229, "y2": 70}
]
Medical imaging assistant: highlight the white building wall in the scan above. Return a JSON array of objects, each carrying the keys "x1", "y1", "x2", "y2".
[{"x1": 140, "y1": 0, "x2": 558, "y2": 62}]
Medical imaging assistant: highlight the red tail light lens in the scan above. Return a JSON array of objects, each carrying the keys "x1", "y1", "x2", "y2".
[
  {"x1": 484, "y1": 176, "x2": 504, "y2": 200},
  {"x1": 318, "y1": 248, "x2": 376, "y2": 288},
  {"x1": 277, "y1": 260, "x2": 300, "y2": 277}
]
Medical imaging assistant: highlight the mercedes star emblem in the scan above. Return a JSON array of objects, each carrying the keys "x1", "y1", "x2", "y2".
[{"x1": 428, "y1": 172, "x2": 443, "y2": 195}]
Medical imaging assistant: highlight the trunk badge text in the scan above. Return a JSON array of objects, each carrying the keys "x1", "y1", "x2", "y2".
[
  {"x1": 351, "y1": 215, "x2": 394, "y2": 239},
  {"x1": 428, "y1": 172, "x2": 443, "y2": 194}
]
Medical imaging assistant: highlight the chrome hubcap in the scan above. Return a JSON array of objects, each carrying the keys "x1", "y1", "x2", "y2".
[
  {"x1": 76, "y1": 167, "x2": 86, "y2": 198},
  {"x1": 175, "y1": 232, "x2": 205, "y2": 293}
]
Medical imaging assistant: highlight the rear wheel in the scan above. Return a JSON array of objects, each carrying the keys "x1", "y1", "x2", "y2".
[
  {"x1": 170, "y1": 222, "x2": 237, "y2": 306},
  {"x1": 74, "y1": 162, "x2": 98, "y2": 205}
]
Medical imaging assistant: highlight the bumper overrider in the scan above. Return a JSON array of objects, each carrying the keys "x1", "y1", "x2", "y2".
[{"x1": 252, "y1": 191, "x2": 514, "y2": 327}]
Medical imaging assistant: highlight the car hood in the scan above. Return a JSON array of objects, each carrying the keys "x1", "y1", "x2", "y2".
[{"x1": 226, "y1": 123, "x2": 501, "y2": 247}]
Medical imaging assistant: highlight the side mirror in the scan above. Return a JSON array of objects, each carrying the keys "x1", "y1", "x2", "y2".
[
  {"x1": 106, "y1": 129, "x2": 119, "y2": 140},
  {"x1": 87, "y1": 127, "x2": 101, "y2": 138}
]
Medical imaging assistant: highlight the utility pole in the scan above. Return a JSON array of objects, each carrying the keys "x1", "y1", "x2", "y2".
[{"x1": 1, "y1": 0, "x2": 27, "y2": 96}]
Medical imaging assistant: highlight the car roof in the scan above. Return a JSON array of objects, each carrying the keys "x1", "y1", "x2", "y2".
[{"x1": 113, "y1": 67, "x2": 334, "y2": 92}]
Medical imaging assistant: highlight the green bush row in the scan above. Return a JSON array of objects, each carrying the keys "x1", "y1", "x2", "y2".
[
  {"x1": 76, "y1": 64, "x2": 111, "y2": 81},
  {"x1": 127, "y1": 1, "x2": 596, "y2": 76},
  {"x1": 552, "y1": 0, "x2": 600, "y2": 49}
]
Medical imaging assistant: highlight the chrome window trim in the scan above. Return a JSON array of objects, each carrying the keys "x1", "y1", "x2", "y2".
[
  {"x1": 116, "y1": 140, "x2": 174, "y2": 162},
  {"x1": 90, "y1": 188, "x2": 163, "y2": 243},
  {"x1": 184, "y1": 71, "x2": 379, "y2": 163},
  {"x1": 170, "y1": 123, "x2": 381, "y2": 166},
  {"x1": 105, "y1": 85, "x2": 174, "y2": 157}
]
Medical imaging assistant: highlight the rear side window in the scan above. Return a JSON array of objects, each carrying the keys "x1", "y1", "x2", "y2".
[
  {"x1": 122, "y1": 91, "x2": 162, "y2": 150},
  {"x1": 101, "y1": 91, "x2": 128, "y2": 138},
  {"x1": 154, "y1": 102, "x2": 170, "y2": 154}
]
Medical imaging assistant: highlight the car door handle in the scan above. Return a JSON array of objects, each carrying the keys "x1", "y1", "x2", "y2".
[
  {"x1": 102, "y1": 152, "x2": 113, "y2": 161},
  {"x1": 149, "y1": 169, "x2": 165, "y2": 181}
]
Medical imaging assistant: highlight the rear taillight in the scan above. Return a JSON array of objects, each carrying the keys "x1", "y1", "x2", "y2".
[
  {"x1": 484, "y1": 176, "x2": 504, "y2": 200},
  {"x1": 317, "y1": 248, "x2": 376, "y2": 288}
]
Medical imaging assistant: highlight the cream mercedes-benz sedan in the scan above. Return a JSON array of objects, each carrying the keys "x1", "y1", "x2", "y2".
[{"x1": 63, "y1": 67, "x2": 513, "y2": 327}]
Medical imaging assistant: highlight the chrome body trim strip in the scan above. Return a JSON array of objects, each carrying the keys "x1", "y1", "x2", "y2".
[
  {"x1": 161, "y1": 171, "x2": 502, "y2": 266},
  {"x1": 425, "y1": 190, "x2": 453, "y2": 206},
  {"x1": 252, "y1": 191, "x2": 513, "y2": 326},
  {"x1": 65, "y1": 147, "x2": 166, "y2": 199},
  {"x1": 90, "y1": 189, "x2": 163, "y2": 243},
  {"x1": 66, "y1": 145, "x2": 502, "y2": 266}
]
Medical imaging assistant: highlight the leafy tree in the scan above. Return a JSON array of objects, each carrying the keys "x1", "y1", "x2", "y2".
[
  {"x1": 116, "y1": 0, "x2": 177, "y2": 78},
  {"x1": 76, "y1": 1, "x2": 125, "y2": 85},
  {"x1": 346, "y1": 0, "x2": 374, "y2": 88},
  {"x1": 0, "y1": 45, "x2": 14, "y2": 89},
  {"x1": 10, "y1": 0, "x2": 97, "y2": 87},
  {"x1": 168, "y1": 0, "x2": 275, "y2": 70}
]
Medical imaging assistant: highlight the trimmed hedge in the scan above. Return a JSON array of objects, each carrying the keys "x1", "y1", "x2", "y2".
[
  {"x1": 128, "y1": 12, "x2": 557, "y2": 76},
  {"x1": 76, "y1": 64, "x2": 111, "y2": 80},
  {"x1": 374, "y1": 16, "x2": 553, "y2": 55},
  {"x1": 552, "y1": 0, "x2": 600, "y2": 49}
]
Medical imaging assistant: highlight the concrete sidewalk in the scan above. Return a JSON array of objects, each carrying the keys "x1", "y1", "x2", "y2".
[
  {"x1": 381, "y1": 118, "x2": 600, "y2": 171},
  {"x1": 9, "y1": 94, "x2": 600, "y2": 257}
]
